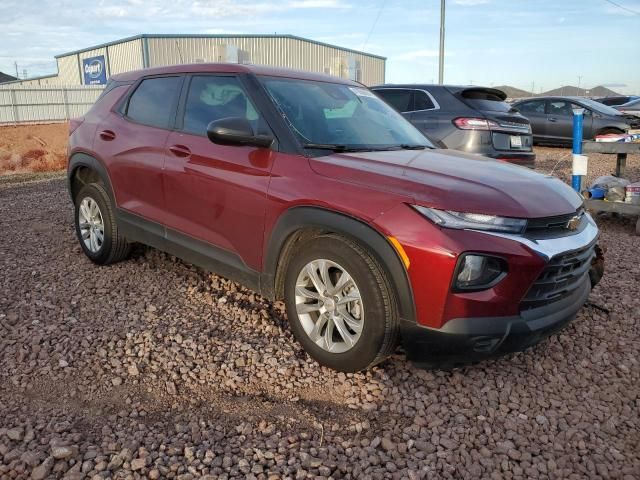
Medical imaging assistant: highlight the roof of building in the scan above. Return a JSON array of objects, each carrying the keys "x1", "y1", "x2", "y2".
[
  {"x1": 55, "y1": 34, "x2": 386, "y2": 61},
  {"x1": 111, "y1": 62, "x2": 360, "y2": 86},
  {"x1": 0, "y1": 72, "x2": 18, "y2": 83}
]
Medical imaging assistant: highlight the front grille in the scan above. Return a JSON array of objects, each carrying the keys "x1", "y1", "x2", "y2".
[
  {"x1": 520, "y1": 240, "x2": 596, "y2": 311},
  {"x1": 525, "y1": 209, "x2": 584, "y2": 239}
]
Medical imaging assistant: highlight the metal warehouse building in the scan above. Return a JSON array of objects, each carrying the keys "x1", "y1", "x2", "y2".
[{"x1": 6, "y1": 34, "x2": 386, "y2": 88}]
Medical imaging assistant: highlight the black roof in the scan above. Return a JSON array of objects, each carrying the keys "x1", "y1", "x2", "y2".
[{"x1": 0, "y1": 72, "x2": 17, "y2": 84}]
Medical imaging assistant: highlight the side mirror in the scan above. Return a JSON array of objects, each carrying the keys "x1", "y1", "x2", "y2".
[{"x1": 206, "y1": 117, "x2": 274, "y2": 148}]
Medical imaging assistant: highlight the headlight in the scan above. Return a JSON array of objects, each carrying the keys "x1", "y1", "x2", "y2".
[
  {"x1": 454, "y1": 254, "x2": 507, "y2": 291},
  {"x1": 413, "y1": 206, "x2": 527, "y2": 234}
]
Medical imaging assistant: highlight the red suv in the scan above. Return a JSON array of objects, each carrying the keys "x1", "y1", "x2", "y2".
[{"x1": 68, "y1": 64, "x2": 603, "y2": 372}]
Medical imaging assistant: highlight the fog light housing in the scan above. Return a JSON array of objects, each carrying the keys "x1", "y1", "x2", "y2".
[{"x1": 453, "y1": 254, "x2": 507, "y2": 291}]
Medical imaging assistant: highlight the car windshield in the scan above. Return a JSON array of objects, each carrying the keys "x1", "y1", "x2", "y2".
[
  {"x1": 579, "y1": 98, "x2": 623, "y2": 116},
  {"x1": 459, "y1": 89, "x2": 512, "y2": 113},
  {"x1": 259, "y1": 76, "x2": 434, "y2": 152},
  {"x1": 620, "y1": 98, "x2": 640, "y2": 108}
]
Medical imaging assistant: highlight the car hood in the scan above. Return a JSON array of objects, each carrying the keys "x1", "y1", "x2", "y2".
[{"x1": 309, "y1": 148, "x2": 583, "y2": 218}]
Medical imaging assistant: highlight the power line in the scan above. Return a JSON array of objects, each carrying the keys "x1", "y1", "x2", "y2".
[
  {"x1": 602, "y1": 0, "x2": 640, "y2": 15},
  {"x1": 362, "y1": 0, "x2": 387, "y2": 50}
]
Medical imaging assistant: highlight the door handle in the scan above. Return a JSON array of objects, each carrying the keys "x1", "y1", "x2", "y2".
[
  {"x1": 168, "y1": 145, "x2": 191, "y2": 158},
  {"x1": 99, "y1": 130, "x2": 116, "y2": 141},
  {"x1": 548, "y1": 117, "x2": 557, "y2": 122}
]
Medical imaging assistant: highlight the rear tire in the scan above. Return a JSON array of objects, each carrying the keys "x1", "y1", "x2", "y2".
[
  {"x1": 596, "y1": 127, "x2": 624, "y2": 137},
  {"x1": 74, "y1": 183, "x2": 131, "y2": 265},
  {"x1": 283, "y1": 234, "x2": 398, "y2": 372}
]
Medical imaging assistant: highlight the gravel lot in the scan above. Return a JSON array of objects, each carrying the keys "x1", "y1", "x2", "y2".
[{"x1": 1, "y1": 148, "x2": 639, "y2": 479}]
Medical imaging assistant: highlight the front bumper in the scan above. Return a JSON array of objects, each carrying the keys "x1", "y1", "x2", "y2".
[{"x1": 401, "y1": 274, "x2": 591, "y2": 367}]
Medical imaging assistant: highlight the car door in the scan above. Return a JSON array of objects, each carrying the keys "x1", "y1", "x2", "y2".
[
  {"x1": 407, "y1": 89, "x2": 450, "y2": 146},
  {"x1": 515, "y1": 99, "x2": 547, "y2": 142},
  {"x1": 546, "y1": 100, "x2": 576, "y2": 142},
  {"x1": 162, "y1": 74, "x2": 275, "y2": 271},
  {"x1": 97, "y1": 75, "x2": 183, "y2": 223},
  {"x1": 572, "y1": 103, "x2": 594, "y2": 139}
]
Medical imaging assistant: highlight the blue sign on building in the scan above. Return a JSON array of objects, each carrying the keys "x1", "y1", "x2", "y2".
[{"x1": 82, "y1": 55, "x2": 107, "y2": 85}]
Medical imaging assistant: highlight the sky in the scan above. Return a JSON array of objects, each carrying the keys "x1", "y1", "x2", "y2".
[{"x1": 1, "y1": 0, "x2": 639, "y2": 93}]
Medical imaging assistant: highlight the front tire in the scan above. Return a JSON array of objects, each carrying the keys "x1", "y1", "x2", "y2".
[
  {"x1": 74, "y1": 183, "x2": 131, "y2": 265},
  {"x1": 284, "y1": 234, "x2": 399, "y2": 372}
]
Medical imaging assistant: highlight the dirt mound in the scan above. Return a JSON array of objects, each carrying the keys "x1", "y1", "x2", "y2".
[{"x1": 0, "y1": 123, "x2": 67, "y2": 174}]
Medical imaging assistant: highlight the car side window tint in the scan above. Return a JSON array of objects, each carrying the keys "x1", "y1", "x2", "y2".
[
  {"x1": 375, "y1": 89, "x2": 413, "y2": 113},
  {"x1": 517, "y1": 100, "x2": 545, "y2": 114},
  {"x1": 126, "y1": 76, "x2": 181, "y2": 129},
  {"x1": 548, "y1": 100, "x2": 573, "y2": 116},
  {"x1": 572, "y1": 103, "x2": 592, "y2": 115},
  {"x1": 182, "y1": 75, "x2": 261, "y2": 136},
  {"x1": 413, "y1": 91, "x2": 435, "y2": 111}
]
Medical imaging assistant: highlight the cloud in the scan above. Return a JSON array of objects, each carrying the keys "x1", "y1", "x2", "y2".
[{"x1": 395, "y1": 49, "x2": 440, "y2": 61}]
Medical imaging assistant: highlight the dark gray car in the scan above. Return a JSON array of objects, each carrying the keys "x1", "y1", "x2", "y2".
[
  {"x1": 371, "y1": 84, "x2": 535, "y2": 167},
  {"x1": 616, "y1": 98, "x2": 640, "y2": 118},
  {"x1": 512, "y1": 96, "x2": 640, "y2": 146}
]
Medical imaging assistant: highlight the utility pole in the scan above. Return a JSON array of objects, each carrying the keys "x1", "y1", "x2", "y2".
[
  {"x1": 14, "y1": 61, "x2": 19, "y2": 78},
  {"x1": 438, "y1": 0, "x2": 445, "y2": 84},
  {"x1": 531, "y1": 81, "x2": 535, "y2": 96},
  {"x1": 577, "y1": 76, "x2": 583, "y2": 95}
]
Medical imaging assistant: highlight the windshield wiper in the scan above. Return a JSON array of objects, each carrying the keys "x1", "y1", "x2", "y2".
[
  {"x1": 302, "y1": 143, "x2": 386, "y2": 152},
  {"x1": 396, "y1": 144, "x2": 428, "y2": 150},
  {"x1": 302, "y1": 143, "x2": 429, "y2": 152}
]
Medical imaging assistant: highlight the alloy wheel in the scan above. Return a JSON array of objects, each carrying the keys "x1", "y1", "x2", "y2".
[
  {"x1": 78, "y1": 197, "x2": 105, "y2": 253},
  {"x1": 295, "y1": 259, "x2": 364, "y2": 353}
]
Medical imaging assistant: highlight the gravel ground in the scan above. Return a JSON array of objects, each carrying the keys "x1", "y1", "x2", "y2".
[{"x1": 0, "y1": 149, "x2": 639, "y2": 479}]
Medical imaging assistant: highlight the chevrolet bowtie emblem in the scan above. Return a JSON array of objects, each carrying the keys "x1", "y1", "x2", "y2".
[{"x1": 567, "y1": 215, "x2": 581, "y2": 231}]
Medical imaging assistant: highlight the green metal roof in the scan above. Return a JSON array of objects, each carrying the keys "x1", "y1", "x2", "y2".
[{"x1": 55, "y1": 34, "x2": 386, "y2": 61}]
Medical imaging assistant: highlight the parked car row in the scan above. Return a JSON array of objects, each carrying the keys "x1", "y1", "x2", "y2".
[
  {"x1": 371, "y1": 86, "x2": 639, "y2": 159},
  {"x1": 371, "y1": 85, "x2": 535, "y2": 167},
  {"x1": 511, "y1": 96, "x2": 640, "y2": 146}
]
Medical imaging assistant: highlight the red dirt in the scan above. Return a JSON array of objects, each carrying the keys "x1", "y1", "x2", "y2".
[{"x1": 0, "y1": 123, "x2": 68, "y2": 174}]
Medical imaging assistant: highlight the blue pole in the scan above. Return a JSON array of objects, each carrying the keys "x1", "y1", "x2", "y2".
[{"x1": 572, "y1": 108, "x2": 584, "y2": 192}]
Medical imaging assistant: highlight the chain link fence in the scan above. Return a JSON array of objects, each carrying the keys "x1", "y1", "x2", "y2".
[{"x1": 0, "y1": 86, "x2": 105, "y2": 125}]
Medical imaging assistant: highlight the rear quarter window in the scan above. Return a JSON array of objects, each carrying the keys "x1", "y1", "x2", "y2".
[
  {"x1": 125, "y1": 76, "x2": 182, "y2": 129},
  {"x1": 374, "y1": 89, "x2": 412, "y2": 112}
]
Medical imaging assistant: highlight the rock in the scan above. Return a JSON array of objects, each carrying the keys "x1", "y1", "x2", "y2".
[
  {"x1": 381, "y1": 437, "x2": 396, "y2": 452},
  {"x1": 31, "y1": 457, "x2": 54, "y2": 480},
  {"x1": 51, "y1": 445, "x2": 76, "y2": 460},
  {"x1": 6, "y1": 428, "x2": 23, "y2": 441},
  {"x1": 131, "y1": 457, "x2": 146, "y2": 470},
  {"x1": 128, "y1": 364, "x2": 140, "y2": 376},
  {"x1": 112, "y1": 377, "x2": 123, "y2": 386}
]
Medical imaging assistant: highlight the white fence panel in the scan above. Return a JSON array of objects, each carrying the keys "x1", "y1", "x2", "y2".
[{"x1": 0, "y1": 86, "x2": 104, "y2": 125}]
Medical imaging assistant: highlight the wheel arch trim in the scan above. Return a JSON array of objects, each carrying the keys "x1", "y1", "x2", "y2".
[
  {"x1": 67, "y1": 152, "x2": 115, "y2": 203},
  {"x1": 262, "y1": 206, "x2": 417, "y2": 324}
]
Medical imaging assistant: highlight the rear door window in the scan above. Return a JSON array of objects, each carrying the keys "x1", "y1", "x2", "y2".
[
  {"x1": 413, "y1": 90, "x2": 436, "y2": 111},
  {"x1": 460, "y1": 89, "x2": 511, "y2": 112},
  {"x1": 126, "y1": 76, "x2": 182, "y2": 129},
  {"x1": 375, "y1": 89, "x2": 413, "y2": 113},
  {"x1": 181, "y1": 75, "x2": 261, "y2": 136},
  {"x1": 548, "y1": 100, "x2": 574, "y2": 117},
  {"x1": 517, "y1": 100, "x2": 546, "y2": 114}
]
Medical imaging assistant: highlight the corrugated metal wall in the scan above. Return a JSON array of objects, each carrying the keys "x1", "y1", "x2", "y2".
[
  {"x1": 148, "y1": 36, "x2": 385, "y2": 85},
  {"x1": 58, "y1": 55, "x2": 81, "y2": 85},
  {"x1": 2, "y1": 35, "x2": 384, "y2": 89},
  {"x1": 106, "y1": 38, "x2": 144, "y2": 75},
  {"x1": 0, "y1": 86, "x2": 104, "y2": 124}
]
